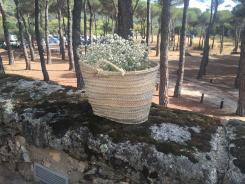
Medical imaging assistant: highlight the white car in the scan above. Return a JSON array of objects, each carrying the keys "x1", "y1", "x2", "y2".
[{"x1": 4, "y1": 34, "x2": 20, "y2": 48}]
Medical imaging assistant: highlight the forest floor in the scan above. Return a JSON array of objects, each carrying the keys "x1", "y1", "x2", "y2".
[{"x1": 1, "y1": 38, "x2": 244, "y2": 122}]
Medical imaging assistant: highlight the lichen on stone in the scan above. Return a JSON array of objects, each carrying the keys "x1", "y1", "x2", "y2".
[
  {"x1": 1, "y1": 75, "x2": 245, "y2": 184},
  {"x1": 150, "y1": 123, "x2": 192, "y2": 144}
]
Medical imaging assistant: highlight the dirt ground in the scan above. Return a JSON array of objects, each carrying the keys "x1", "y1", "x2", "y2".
[
  {"x1": 1, "y1": 37, "x2": 245, "y2": 122},
  {"x1": 0, "y1": 165, "x2": 28, "y2": 184}
]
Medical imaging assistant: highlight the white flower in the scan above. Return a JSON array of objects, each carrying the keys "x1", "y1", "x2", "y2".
[{"x1": 79, "y1": 34, "x2": 150, "y2": 71}]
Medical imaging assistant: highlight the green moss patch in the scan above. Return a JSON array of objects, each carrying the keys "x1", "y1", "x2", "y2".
[
  {"x1": 229, "y1": 121, "x2": 245, "y2": 174},
  {"x1": 30, "y1": 99, "x2": 219, "y2": 163},
  {"x1": 0, "y1": 76, "x2": 221, "y2": 164}
]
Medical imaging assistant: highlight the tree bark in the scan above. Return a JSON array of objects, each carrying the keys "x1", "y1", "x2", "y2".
[
  {"x1": 190, "y1": 35, "x2": 193, "y2": 47},
  {"x1": 72, "y1": 0, "x2": 84, "y2": 89},
  {"x1": 94, "y1": 14, "x2": 97, "y2": 38},
  {"x1": 14, "y1": 0, "x2": 31, "y2": 70},
  {"x1": 174, "y1": 0, "x2": 189, "y2": 97},
  {"x1": 156, "y1": 27, "x2": 160, "y2": 56},
  {"x1": 172, "y1": 32, "x2": 176, "y2": 51},
  {"x1": 35, "y1": 0, "x2": 49, "y2": 81},
  {"x1": 0, "y1": 0, "x2": 14, "y2": 65},
  {"x1": 62, "y1": 15, "x2": 66, "y2": 34},
  {"x1": 45, "y1": 0, "x2": 52, "y2": 64},
  {"x1": 0, "y1": 55, "x2": 5, "y2": 78},
  {"x1": 58, "y1": 0, "x2": 66, "y2": 60},
  {"x1": 233, "y1": 26, "x2": 241, "y2": 53},
  {"x1": 220, "y1": 25, "x2": 224, "y2": 54},
  {"x1": 84, "y1": 0, "x2": 87, "y2": 53},
  {"x1": 159, "y1": 0, "x2": 171, "y2": 106},
  {"x1": 198, "y1": 34, "x2": 202, "y2": 49},
  {"x1": 201, "y1": 33, "x2": 204, "y2": 48},
  {"x1": 87, "y1": 0, "x2": 93, "y2": 43},
  {"x1": 151, "y1": 11, "x2": 153, "y2": 43},
  {"x1": 111, "y1": 0, "x2": 118, "y2": 34},
  {"x1": 132, "y1": 0, "x2": 140, "y2": 16},
  {"x1": 67, "y1": 0, "x2": 74, "y2": 71},
  {"x1": 236, "y1": 28, "x2": 245, "y2": 116},
  {"x1": 117, "y1": 0, "x2": 133, "y2": 39},
  {"x1": 146, "y1": 0, "x2": 150, "y2": 46},
  {"x1": 197, "y1": 0, "x2": 218, "y2": 79},
  {"x1": 31, "y1": 35, "x2": 36, "y2": 50},
  {"x1": 235, "y1": 53, "x2": 242, "y2": 89},
  {"x1": 21, "y1": 13, "x2": 35, "y2": 61},
  {"x1": 211, "y1": 34, "x2": 215, "y2": 49},
  {"x1": 176, "y1": 28, "x2": 180, "y2": 50}
]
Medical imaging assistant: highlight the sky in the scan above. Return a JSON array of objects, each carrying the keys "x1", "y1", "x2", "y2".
[{"x1": 188, "y1": 0, "x2": 237, "y2": 12}]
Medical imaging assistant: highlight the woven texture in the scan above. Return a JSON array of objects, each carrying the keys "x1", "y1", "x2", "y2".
[{"x1": 80, "y1": 62, "x2": 159, "y2": 124}]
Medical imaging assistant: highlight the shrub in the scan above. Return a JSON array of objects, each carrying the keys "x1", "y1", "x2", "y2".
[{"x1": 80, "y1": 34, "x2": 151, "y2": 71}]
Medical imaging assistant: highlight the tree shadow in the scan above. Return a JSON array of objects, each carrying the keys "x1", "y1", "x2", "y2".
[{"x1": 60, "y1": 72, "x2": 76, "y2": 78}]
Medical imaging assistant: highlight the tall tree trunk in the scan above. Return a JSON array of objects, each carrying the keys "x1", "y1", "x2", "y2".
[
  {"x1": 132, "y1": 0, "x2": 140, "y2": 16},
  {"x1": 84, "y1": 0, "x2": 87, "y2": 53},
  {"x1": 197, "y1": 0, "x2": 218, "y2": 79},
  {"x1": 201, "y1": 33, "x2": 204, "y2": 48},
  {"x1": 198, "y1": 34, "x2": 202, "y2": 48},
  {"x1": 0, "y1": 0, "x2": 14, "y2": 65},
  {"x1": 58, "y1": 1, "x2": 66, "y2": 60},
  {"x1": 197, "y1": 27, "x2": 210, "y2": 79},
  {"x1": 174, "y1": 0, "x2": 189, "y2": 97},
  {"x1": 151, "y1": 11, "x2": 153, "y2": 43},
  {"x1": 27, "y1": 17, "x2": 36, "y2": 50},
  {"x1": 156, "y1": 27, "x2": 160, "y2": 56},
  {"x1": 40, "y1": 10, "x2": 44, "y2": 29},
  {"x1": 146, "y1": 0, "x2": 150, "y2": 46},
  {"x1": 62, "y1": 15, "x2": 66, "y2": 34},
  {"x1": 14, "y1": 0, "x2": 31, "y2": 70},
  {"x1": 45, "y1": 0, "x2": 52, "y2": 64},
  {"x1": 35, "y1": 0, "x2": 49, "y2": 81},
  {"x1": 142, "y1": 21, "x2": 146, "y2": 39},
  {"x1": 190, "y1": 34, "x2": 193, "y2": 47},
  {"x1": 233, "y1": 26, "x2": 241, "y2": 53},
  {"x1": 140, "y1": 21, "x2": 145, "y2": 39},
  {"x1": 72, "y1": 0, "x2": 84, "y2": 89},
  {"x1": 87, "y1": 0, "x2": 93, "y2": 43},
  {"x1": 111, "y1": 18, "x2": 115, "y2": 34},
  {"x1": 0, "y1": 55, "x2": 5, "y2": 78},
  {"x1": 21, "y1": 13, "x2": 35, "y2": 61},
  {"x1": 172, "y1": 32, "x2": 176, "y2": 51},
  {"x1": 112, "y1": 0, "x2": 118, "y2": 34},
  {"x1": 67, "y1": 0, "x2": 74, "y2": 71},
  {"x1": 117, "y1": 0, "x2": 133, "y2": 39},
  {"x1": 235, "y1": 53, "x2": 242, "y2": 89},
  {"x1": 176, "y1": 28, "x2": 180, "y2": 50},
  {"x1": 159, "y1": 0, "x2": 171, "y2": 106},
  {"x1": 211, "y1": 34, "x2": 215, "y2": 49},
  {"x1": 31, "y1": 35, "x2": 36, "y2": 50},
  {"x1": 94, "y1": 14, "x2": 97, "y2": 38},
  {"x1": 220, "y1": 25, "x2": 224, "y2": 54},
  {"x1": 234, "y1": 25, "x2": 238, "y2": 51},
  {"x1": 236, "y1": 28, "x2": 245, "y2": 116}
]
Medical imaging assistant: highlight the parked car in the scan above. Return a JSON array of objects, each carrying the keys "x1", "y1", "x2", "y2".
[
  {"x1": 4, "y1": 34, "x2": 20, "y2": 48},
  {"x1": 48, "y1": 35, "x2": 60, "y2": 45},
  {"x1": 80, "y1": 35, "x2": 96, "y2": 45}
]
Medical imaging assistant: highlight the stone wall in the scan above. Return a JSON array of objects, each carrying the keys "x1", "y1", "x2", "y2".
[{"x1": 0, "y1": 75, "x2": 244, "y2": 184}]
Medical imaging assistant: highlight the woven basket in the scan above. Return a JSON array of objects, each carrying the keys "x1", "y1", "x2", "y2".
[{"x1": 80, "y1": 61, "x2": 159, "y2": 124}]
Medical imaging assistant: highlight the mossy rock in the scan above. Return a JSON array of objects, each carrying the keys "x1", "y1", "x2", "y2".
[{"x1": 0, "y1": 75, "x2": 220, "y2": 163}]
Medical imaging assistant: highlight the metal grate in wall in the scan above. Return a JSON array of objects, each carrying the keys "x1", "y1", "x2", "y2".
[{"x1": 34, "y1": 163, "x2": 68, "y2": 184}]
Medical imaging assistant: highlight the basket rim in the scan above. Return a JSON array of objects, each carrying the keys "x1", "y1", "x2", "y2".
[{"x1": 80, "y1": 61, "x2": 159, "y2": 76}]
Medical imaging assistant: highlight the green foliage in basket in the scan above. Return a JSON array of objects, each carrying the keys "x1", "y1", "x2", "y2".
[{"x1": 80, "y1": 34, "x2": 151, "y2": 71}]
